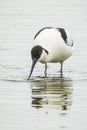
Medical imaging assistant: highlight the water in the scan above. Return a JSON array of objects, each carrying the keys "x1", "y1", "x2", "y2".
[{"x1": 0, "y1": 0, "x2": 87, "y2": 129}]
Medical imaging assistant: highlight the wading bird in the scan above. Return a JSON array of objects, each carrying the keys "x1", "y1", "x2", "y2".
[{"x1": 28, "y1": 27, "x2": 73, "y2": 79}]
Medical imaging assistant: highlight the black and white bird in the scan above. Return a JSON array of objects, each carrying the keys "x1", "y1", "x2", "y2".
[{"x1": 28, "y1": 27, "x2": 73, "y2": 79}]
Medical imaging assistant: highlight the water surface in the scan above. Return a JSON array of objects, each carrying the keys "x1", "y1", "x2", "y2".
[{"x1": 0, "y1": 0, "x2": 87, "y2": 130}]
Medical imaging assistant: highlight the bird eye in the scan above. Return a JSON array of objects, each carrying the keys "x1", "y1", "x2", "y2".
[{"x1": 39, "y1": 51, "x2": 42, "y2": 55}]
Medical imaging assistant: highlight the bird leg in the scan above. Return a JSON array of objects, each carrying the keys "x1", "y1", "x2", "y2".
[
  {"x1": 60, "y1": 62, "x2": 63, "y2": 77},
  {"x1": 44, "y1": 63, "x2": 47, "y2": 77}
]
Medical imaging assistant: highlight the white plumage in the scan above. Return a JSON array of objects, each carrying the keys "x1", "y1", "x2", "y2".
[{"x1": 28, "y1": 27, "x2": 73, "y2": 79}]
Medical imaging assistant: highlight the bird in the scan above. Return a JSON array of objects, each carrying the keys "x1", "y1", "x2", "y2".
[{"x1": 28, "y1": 27, "x2": 73, "y2": 79}]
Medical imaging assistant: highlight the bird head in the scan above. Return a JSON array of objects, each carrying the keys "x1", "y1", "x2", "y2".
[{"x1": 27, "y1": 45, "x2": 48, "y2": 79}]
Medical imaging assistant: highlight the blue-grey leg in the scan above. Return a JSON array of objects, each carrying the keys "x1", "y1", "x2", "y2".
[
  {"x1": 60, "y1": 62, "x2": 63, "y2": 77},
  {"x1": 44, "y1": 63, "x2": 47, "y2": 77}
]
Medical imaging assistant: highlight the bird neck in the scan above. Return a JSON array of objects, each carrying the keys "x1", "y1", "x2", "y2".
[{"x1": 38, "y1": 50, "x2": 48, "y2": 63}]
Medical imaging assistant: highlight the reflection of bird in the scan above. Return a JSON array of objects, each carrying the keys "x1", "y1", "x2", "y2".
[
  {"x1": 31, "y1": 79, "x2": 72, "y2": 110},
  {"x1": 28, "y1": 27, "x2": 73, "y2": 79}
]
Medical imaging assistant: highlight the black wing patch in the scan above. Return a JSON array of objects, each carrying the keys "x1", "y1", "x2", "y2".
[
  {"x1": 57, "y1": 28, "x2": 67, "y2": 43},
  {"x1": 34, "y1": 27, "x2": 52, "y2": 39},
  {"x1": 34, "y1": 27, "x2": 68, "y2": 44}
]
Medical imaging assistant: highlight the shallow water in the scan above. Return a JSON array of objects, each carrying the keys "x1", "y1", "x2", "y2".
[{"x1": 0, "y1": 0, "x2": 87, "y2": 130}]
